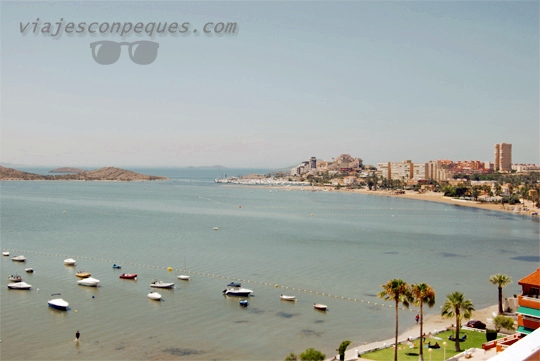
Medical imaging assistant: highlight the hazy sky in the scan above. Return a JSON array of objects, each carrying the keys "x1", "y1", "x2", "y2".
[{"x1": 1, "y1": 1, "x2": 538, "y2": 168}]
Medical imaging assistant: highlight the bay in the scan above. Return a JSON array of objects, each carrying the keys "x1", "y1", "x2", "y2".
[{"x1": 1, "y1": 168, "x2": 538, "y2": 360}]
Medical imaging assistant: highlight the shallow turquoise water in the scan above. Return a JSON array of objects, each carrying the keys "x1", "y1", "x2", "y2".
[{"x1": 1, "y1": 169, "x2": 538, "y2": 360}]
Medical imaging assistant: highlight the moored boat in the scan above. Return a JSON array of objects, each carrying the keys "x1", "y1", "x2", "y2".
[
  {"x1": 3, "y1": 251, "x2": 9, "y2": 256},
  {"x1": 63, "y1": 258, "x2": 76, "y2": 266},
  {"x1": 147, "y1": 291, "x2": 162, "y2": 300},
  {"x1": 12, "y1": 255, "x2": 26, "y2": 262},
  {"x1": 77, "y1": 277, "x2": 100, "y2": 287},
  {"x1": 239, "y1": 299, "x2": 249, "y2": 307},
  {"x1": 48, "y1": 297, "x2": 69, "y2": 311},
  {"x1": 76, "y1": 271, "x2": 91, "y2": 278},
  {"x1": 280, "y1": 294, "x2": 297, "y2": 301},
  {"x1": 8, "y1": 281, "x2": 32, "y2": 290},
  {"x1": 25, "y1": 268, "x2": 34, "y2": 273},
  {"x1": 178, "y1": 275, "x2": 190, "y2": 281},
  {"x1": 8, "y1": 274, "x2": 22, "y2": 282},
  {"x1": 223, "y1": 282, "x2": 253, "y2": 296},
  {"x1": 119, "y1": 273, "x2": 137, "y2": 279},
  {"x1": 112, "y1": 264, "x2": 122, "y2": 269},
  {"x1": 314, "y1": 303, "x2": 328, "y2": 311},
  {"x1": 150, "y1": 280, "x2": 174, "y2": 288}
]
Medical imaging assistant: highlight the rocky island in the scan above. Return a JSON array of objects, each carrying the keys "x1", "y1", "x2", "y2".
[{"x1": 0, "y1": 166, "x2": 168, "y2": 181}]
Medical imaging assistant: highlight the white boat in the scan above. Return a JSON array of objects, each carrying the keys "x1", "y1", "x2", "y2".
[
  {"x1": 150, "y1": 280, "x2": 174, "y2": 289},
  {"x1": 3, "y1": 251, "x2": 9, "y2": 256},
  {"x1": 8, "y1": 281, "x2": 32, "y2": 290},
  {"x1": 8, "y1": 274, "x2": 22, "y2": 282},
  {"x1": 314, "y1": 303, "x2": 328, "y2": 311},
  {"x1": 213, "y1": 227, "x2": 219, "y2": 231},
  {"x1": 48, "y1": 297, "x2": 69, "y2": 311},
  {"x1": 64, "y1": 258, "x2": 76, "y2": 266},
  {"x1": 147, "y1": 292, "x2": 162, "y2": 300},
  {"x1": 280, "y1": 294, "x2": 297, "y2": 301},
  {"x1": 77, "y1": 277, "x2": 100, "y2": 287},
  {"x1": 223, "y1": 282, "x2": 253, "y2": 296},
  {"x1": 178, "y1": 275, "x2": 190, "y2": 281},
  {"x1": 11, "y1": 255, "x2": 26, "y2": 262}
]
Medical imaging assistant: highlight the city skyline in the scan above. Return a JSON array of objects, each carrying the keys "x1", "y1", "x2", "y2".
[{"x1": 1, "y1": 1, "x2": 538, "y2": 168}]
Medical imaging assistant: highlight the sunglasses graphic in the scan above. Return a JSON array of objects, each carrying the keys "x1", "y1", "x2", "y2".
[{"x1": 90, "y1": 41, "x2": 159, "y2": 65}]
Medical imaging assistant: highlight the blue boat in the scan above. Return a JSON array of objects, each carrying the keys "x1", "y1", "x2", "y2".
[
  {"x1": 239, "y1": 300, "x2": 249, "y2": 307},
  {"x1": 112, "y1": 264, "x2": 122, "y2": 269}
]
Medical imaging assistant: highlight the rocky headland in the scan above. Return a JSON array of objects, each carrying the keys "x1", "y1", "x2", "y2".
[{"x1": 0, "y1": 166, "x2": 168, "y2": 181}]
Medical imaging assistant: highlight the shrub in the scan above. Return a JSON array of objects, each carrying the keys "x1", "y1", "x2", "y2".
[{"x1": 486, "y1": 329, "x2": 498, "y2": 342}]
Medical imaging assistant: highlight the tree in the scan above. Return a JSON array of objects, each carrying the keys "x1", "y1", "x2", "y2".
[
  {"x1": 378, "y1": 279, "x2": 412, "y2": 361},
  {"x1": 489, "y1": 273, "x2": 512, "y2": 315},
  {"x1": 338, "y1": 340, "x2": 351, "y2": 361},
  {"x1": 284, "y1": 352, "x2": 298, "y2": 361},
  {"x1": 441, "y1": 291, "x2": 475, "y2": 352},
  {"x1": 299, "y1": 348, "x2": 325, "y2": 361},
  {"x1": 493, "y1": 315, "x2": 515, "y2": 332},
  {"x1": 411, "y1": 283, "x2": 436, "y2": 361}
]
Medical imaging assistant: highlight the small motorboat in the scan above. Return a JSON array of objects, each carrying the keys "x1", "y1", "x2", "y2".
[
  {"x1": 8, "y1": 275, "x2": 22, "y2": 282},
  {"x1": 3, "y1": 251, "x2": 9, "y2": 256},
  {"x1": 25, "y1": 268, "x2": 34, "y2": 273},
  {"x1": 119, "y1": 273, "x2": 137, "y2": 279},
  {"x1": 150, "y1": 280, "x2": 174, "y2": 289},
  {"x1": 64, "y1": 258, "x2": 76, "y2": 266},
  {"x1": 48, "y1": 296, "x2": 69, "y2": 311},
  {"x1": 8, "y1": 281, "x2": 32, "y2": 290},
  {"x1": 223, "y1": 282, "x2": 253, "y2": 296},
  {"x1": 77, "y1": 277, "x2": 100, "y2": 287},
  {"x1": 280, "y1": 294, "x2": 297, "y2": 301},
  {"x1": 147, "y1": 292, "x2": 162, "y2": 300},
  {"x1": 76, "y1": 271, "x2": 91, "y2": 278},
  {"x1": 314, "y1": 303, "x2": 328, "y2": 311},
  {"x1": 239, "y1": 299, "x2": 249, "y2": 307},
  {"x1": 12, "y1": 255, "x2": 26, "y2": 262},
  {"x1": 112, "y1": 264, "x2": 122, "y2": 269},
  {"x1": 178, "y1": 275, "x2": 190, "y2": 281},
  {"x1": 213, "y1": 227, "x2": 219, "y2": 231}
]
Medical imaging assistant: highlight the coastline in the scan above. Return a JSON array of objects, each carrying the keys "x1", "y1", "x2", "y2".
[{"x1": 235, "y1": 183, "x2": 539, "y2": 217}]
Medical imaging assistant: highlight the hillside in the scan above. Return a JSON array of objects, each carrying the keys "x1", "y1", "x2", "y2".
[{"x1": 0, "y1": 166, "x2": 168, "y2": 181}]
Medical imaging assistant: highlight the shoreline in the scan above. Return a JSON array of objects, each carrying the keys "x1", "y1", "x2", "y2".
[{"x1": 231, "y1": 183, "x2": 539, "y2": 217}]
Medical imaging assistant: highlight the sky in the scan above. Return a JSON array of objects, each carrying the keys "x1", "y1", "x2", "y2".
[{"x1": 1, "y1": 1, "x2": 538, "y2": 168}]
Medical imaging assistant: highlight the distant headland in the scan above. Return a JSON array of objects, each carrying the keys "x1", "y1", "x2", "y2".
[{"x1": 0, "y1": 166, "x2": 168, "y2": 181}]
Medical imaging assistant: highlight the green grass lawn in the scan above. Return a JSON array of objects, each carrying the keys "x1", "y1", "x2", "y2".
[{"x1": 359, "y1": 330, "x2": 489, "y2": 361}]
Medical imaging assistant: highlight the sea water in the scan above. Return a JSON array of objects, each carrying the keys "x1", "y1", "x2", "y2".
[{"x1": 1, "y1": 168, "x2": 538, "y2": 360}]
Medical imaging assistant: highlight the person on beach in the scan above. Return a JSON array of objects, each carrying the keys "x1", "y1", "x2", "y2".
[
  {"x1": 415, "y1": 314, "x2": 419, "y2": 324},
  {"x1": 75, "y1": 330, "x2": 80, "y2": 342}
]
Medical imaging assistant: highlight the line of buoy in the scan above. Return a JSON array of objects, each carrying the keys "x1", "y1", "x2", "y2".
[{"x1": 4, "y1": 248, "x2": 420, "y2": 313}]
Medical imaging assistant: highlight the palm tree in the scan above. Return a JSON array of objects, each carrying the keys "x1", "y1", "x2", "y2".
[
  {"x1": 411, "y1": 283, "x2": 436, "y2": 361},
  {"x1": 441, "y1": 292, "x2": 475, "y2": 352},
  {"x1": 378, "y1": 279, "x2": 412, "y2": 361},
  {"x1": 489, "y1": 273, "x2": 512, "y2": 315}
]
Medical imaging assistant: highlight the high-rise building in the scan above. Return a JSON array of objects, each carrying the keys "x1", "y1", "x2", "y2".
[{"x1": 494, "y1": 143, "x2": 512, "y2": 172}]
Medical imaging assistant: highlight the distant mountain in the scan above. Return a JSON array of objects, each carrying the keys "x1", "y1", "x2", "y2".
[
  {"x1": 185, "y1": 165, "x2": 227, "y2": 169},
  {"x1": 0, "y1": 166, "x2": 168, "y2": 181}
]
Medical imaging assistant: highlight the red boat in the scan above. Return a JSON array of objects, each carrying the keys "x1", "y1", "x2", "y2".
[{"x1": 119, "y1": 273, "x2": 137, "y2": 279}]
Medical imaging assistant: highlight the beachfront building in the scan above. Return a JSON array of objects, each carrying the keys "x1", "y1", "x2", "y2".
[
  {"x1": 516, "y1": 267, "x2": 540, "y2": 335},
  {"x1": 494, "y1": 143, "x2": 512, "y2": 172},
  {"x1": 512, "y1": 164, "x2": 540, "y2": 172},
  {"x1": 377, "y1": 160, "x2": 433, "y2": 181}
]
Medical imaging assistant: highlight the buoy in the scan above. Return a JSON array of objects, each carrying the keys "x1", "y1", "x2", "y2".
[
  {"x1": 92, "y1": 296, "x2": 95, "y2": 298},
  {"x1": 75, "y1": 310, "x2": 78, "y2": 313},
  {"x1": 275, "y1": 284, "x2": 278, "y2": 288}
]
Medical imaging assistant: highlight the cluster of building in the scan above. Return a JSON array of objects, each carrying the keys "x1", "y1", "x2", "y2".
[{"x1": 291, "y1": 143, "x2": 539, "y2": 186}]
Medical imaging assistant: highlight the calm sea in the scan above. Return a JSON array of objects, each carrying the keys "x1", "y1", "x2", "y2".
[{"x1": 1, "y1": 168, "x2": 538, "y2": 360}]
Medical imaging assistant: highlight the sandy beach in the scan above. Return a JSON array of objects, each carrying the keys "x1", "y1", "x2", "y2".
[{"x1": 339, "y1": 304, "x2": 499, "y2": 361}]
